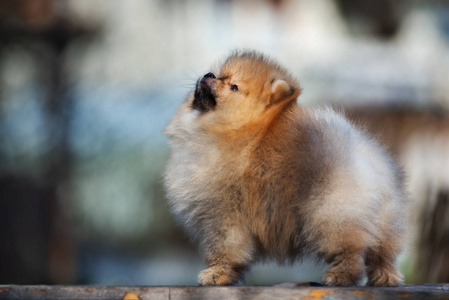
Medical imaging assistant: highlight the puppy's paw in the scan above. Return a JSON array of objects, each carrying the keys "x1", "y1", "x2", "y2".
[
  {"x1": 367, "y1": 267, "x2": 403, "y2": 287},
  {"x1": 322, "y1": 252, "x2": 364, "y2": 286},
  {"x1": 198, "y1": 266, "x2": 241, "y2": 286},
  {"x1": 322, "y1": 270, "x2": 358, "y2": 287}
]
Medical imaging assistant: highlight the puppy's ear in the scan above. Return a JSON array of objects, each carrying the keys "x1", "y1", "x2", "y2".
[{"x1": 269, "y1": 79, "x2": 298, "y2": 105}]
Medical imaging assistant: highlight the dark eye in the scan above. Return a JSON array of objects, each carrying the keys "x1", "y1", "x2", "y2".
[{"x1": 230, "y1": 84, "x2": 238, "y2": 91}]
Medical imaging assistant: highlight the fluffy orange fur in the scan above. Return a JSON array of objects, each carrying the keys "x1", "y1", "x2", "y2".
[{"x1": 164, "y1": 51, "x2": 407, "y2": 286}]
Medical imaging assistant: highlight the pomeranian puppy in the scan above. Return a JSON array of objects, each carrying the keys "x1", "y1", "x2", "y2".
[{"x1": 164, "y1": 51, "x2": 407, "y2": 286}]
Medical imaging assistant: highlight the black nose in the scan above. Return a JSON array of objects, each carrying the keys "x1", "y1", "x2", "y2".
[{"x1": 204, "y1": 72, "x2": 216, "y2": 79}]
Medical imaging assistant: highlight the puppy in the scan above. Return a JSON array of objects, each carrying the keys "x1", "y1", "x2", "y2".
[{"x1": 164, "y1": 51, "x2": 407, "y2": 286}]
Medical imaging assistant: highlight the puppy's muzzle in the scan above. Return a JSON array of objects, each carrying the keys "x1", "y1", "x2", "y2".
[{"x1": 192, "y1": 72, "x2": 217, "y2": 113}]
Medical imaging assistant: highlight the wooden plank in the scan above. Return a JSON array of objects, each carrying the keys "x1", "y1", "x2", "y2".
[
  {"x1": 0, "y1": 286, "x2": 169, "y2": 300},
  {"x1": 0, "y1": 284, "x2": 448, "y2": 300}
]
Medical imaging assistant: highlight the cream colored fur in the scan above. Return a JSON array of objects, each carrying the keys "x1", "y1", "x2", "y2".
[{"x1": 164, "y1": 51, "x2": 407, "y2": 286}]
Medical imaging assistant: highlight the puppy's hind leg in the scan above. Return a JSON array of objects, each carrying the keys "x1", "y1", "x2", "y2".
[
  {"x1": 322, "y1": 250, "x2": 366, "y2": 286},
  {"x1": 318, "y1": 226, "x2": 369, "y2": 286},
  {"x1": 198, "y1": 227, "x2": 255, "y2": 286},
  {"x1": 365, "y1": 242, "x2": 404, "y2": 287}
]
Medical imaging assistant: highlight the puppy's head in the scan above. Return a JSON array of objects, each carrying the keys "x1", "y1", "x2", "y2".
[
  {"x1": 192, "y1": 51, "x2": 300, "y2": 127},
  {"x1": 166, "y1": 52, "x2": 301, "y2": 139}
]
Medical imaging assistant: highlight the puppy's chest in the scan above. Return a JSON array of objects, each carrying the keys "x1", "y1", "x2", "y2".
[{"x1": 171, "y1": 142, "x2": 247, "y2": 188}]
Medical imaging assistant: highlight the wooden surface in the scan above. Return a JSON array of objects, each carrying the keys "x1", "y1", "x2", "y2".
[{"x1": 1, "y1": 283, "x2": 449, "y2": 300}]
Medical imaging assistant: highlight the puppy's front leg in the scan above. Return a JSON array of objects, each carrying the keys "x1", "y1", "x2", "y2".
[{"x1": 198, "y1": 226, "x2": 254, "y2": 286}]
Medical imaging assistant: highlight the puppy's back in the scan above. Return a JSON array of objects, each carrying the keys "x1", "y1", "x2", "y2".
[{"x1": 249, "y1": 106, "x2": 406, "y2": 255}]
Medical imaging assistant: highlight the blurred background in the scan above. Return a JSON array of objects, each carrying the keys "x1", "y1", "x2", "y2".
[{"x1": 0, "y1": 0, "x2": 448, "y2": 286}]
